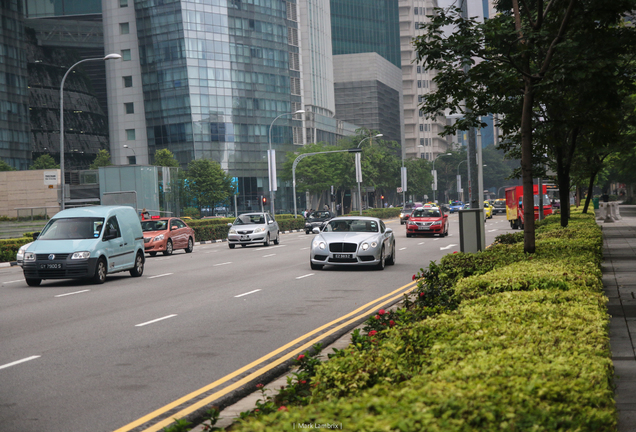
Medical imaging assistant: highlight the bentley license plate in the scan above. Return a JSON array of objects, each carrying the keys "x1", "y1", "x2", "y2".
[
  {"x1": 40, "y1": 263, "x2": 63, "y2": 269},
  {"x1": 334, "y1": 254, "x2": 352, "y2": 259}
]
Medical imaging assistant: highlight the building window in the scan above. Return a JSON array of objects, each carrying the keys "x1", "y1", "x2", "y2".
[
  {"x1": 124, "y1": 102, "x2": 134, "y2": 114},
  {"x1": 126, "y1": 129, "x2": 135, "y2": 140},
  {"x1": 120, "y1": 0, "x2": 128, "y2": 6},
  {"x1": 419, "y1": 124, "x2": 424, "y2": 132},
  {"x1": 289, "y1": 52, "x2": 299, "y2": 70},
  {"x1": 123, "y1": 76, "x2": 133, "y2": 87},
  {"x1": 127, "y1": 156, "x2": 136, "y2": 165},
  {"x1": 293, "y1": 127, "x2": 302, "y2": 145},
  {"x1": 120, "y1": 23, "x2": 129, "y2": 35},
  {"x1": 287, "y1": 27, "x2": 298, "y2": 46},
  {"x1": 286, "y1": 2, "x2": 297, "y2": 21},
  {"x1": 414, "y1": 6, "x2": 418, "y2": 15},
  {"x1": 122, "y1": 49, "x2": 131, "y2": 61},
  {"x1": 290, "y1": 77, "x2": 300, "y2": 95},
  {"x1": 419, "y1": 110, "x2": 424, "y2": 117},
  {"x1": 417, "y1": 66, "x2": 421, "y2": 73},
  {"x1": 420, "y1": 138, "x2": 424, "y2": 146},
  {"x1": 417, "y1": 80, "x2": 422, "y2": 88}
]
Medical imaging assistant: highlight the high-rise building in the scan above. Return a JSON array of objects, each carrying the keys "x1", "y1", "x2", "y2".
[
  {"x1": 330, "y1": 0, "x2": 401, "y2": 68},
  {"x1": 0, "y1": 0, "x2": 30, "y2": 170}
]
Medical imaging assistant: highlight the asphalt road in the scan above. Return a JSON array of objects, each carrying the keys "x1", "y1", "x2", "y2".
[{"x1": 0, "y1": 214, "x2": 514, "y2": 432}]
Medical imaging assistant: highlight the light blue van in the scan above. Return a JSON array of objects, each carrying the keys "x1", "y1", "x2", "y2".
[{"x1": 21, "y1": 206, "x2": 145, "y2": 286}]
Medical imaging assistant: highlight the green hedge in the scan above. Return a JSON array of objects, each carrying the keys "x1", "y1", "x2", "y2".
[
  {"x1": 345, "y1": 208, "x2": 401, "y2": 219},
  {"x1": 231, "y1": 210, "x2": 614, "y2": 431},
  {"x1": 0, "y1": 238, "x2": 31, "y2": 262}
]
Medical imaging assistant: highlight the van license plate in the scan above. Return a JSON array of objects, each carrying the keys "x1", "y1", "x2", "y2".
[
  {"x1": 334, "y1": 254, "x2": 352, "y2": 259},
  {"x1": 40, "y1": 263, "x2": 63, "y2": 269}
]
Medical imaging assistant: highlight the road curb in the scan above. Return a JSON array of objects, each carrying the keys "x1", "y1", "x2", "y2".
[{"x1": 0, "y1": 261, "x2": 17, "y2": 268}]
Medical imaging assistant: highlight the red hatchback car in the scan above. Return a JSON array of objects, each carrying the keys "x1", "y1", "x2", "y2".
[
  {"x1": 141, "y1": 217, "x2": 195, "y2": 256},
  {"x1": 406, "y1": 206, "x2": 449, "y2": 237}
]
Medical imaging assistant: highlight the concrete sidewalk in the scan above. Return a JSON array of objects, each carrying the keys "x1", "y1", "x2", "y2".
[{"x1": 600, "y1": 204, "x2": 636, "y2": 431}]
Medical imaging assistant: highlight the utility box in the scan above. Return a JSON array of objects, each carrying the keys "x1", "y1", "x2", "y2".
[{"x1": 458, "y1": 208, "x2": 486, "y2": 253}]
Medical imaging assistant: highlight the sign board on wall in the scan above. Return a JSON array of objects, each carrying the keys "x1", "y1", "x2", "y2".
[{"x1": 43, "y1": 171, "x2": 58, "y2": 186}]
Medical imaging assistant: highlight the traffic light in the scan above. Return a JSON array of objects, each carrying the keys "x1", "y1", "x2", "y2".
[
  {"x1": 262, "y1": 196, "x2": 267, "y2": 205},
  {"x1": 381, "y1": 195, "x2": 384, "y2": 200}
]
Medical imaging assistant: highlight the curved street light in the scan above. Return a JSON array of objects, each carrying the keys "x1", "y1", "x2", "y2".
[
  {"x1": 267, "y1": 109, "x2": 305, "y2": 215},
  {"x1": 60, "y1": 53, "x2": 121, "y2": 210},
  {"x1": 432, "y1": 152, "x2": 452, "y2": 203}
]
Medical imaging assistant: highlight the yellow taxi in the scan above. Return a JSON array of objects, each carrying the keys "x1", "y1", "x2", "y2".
[{"x1": 483, "y1": 201, "x2": 493, "y2": 219}]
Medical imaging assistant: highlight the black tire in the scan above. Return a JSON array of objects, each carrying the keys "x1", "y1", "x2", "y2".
[
  {"x1": 386, "y1": 243, "x2": 396, "y2": 265},
  {"x1": 310, "y1": 262, "x2": 323, "y2": 270},
  {"x1": 306, "y1": 231, "x2": 310, "y2": 235},
  {"x1": 229, "y1": 243, "x2": 235, "y2": 249},
  {"x1": 241, "y1": 244, "x2": 247, "y2": 248},
  {"x1": 25, "y1": 278, "x2": 41, "y2": 287},
  {"x1": 93, "y1": 258, "x2": 107, "y2": 284},
  {"x1": 185, "y1": 237, "x2": 194, "y2": 253},
  {"x1": 376, "y1": 246, "x2": 386, "y2": 270},
  {"x1": 406, "y1": 233, "x2": 411, "y2": 238},
  {"x1": 444, "y1": 225, "x2": 449, "y2": 236},
  {"x1": 400, "y1": 220, "x2": 404, "y2": 225},
  {"x1": 130, "y1": 252, "x2": 144, "y2": 277},
  {"x1": 263, "y1": 233, "x2": 270, "y2": 247},
  {"x1": 149, "y1": 252, "x2": 157, "y2": 257},
  {"x1": 163, "y1": 239, "x2": 173, "y2": 256},
  {"x1": 273, "y1": 232, "x2": 280, "y2": 245}
]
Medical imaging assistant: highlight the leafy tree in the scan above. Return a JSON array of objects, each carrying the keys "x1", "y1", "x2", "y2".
[
  {"x1": 415, "y1": 0, "x2": 636, "y2": 251},
  {"x1": 153, "y1": 149, "x2": 180, "y2": 167},
  {"x1": 184, "y1": 158, "x2": 235, "y2": 212},
  {"x1": 30, "y1": 154, "x2": 59, "y2": 170},
  {"x1": 89, "y1": 150, "x2": 112, "y2": 169},
  {"x1": 0, "y1": 159, "x2": 16, "y2": 171},
  {"x1": 404, "y1": 157, "x2": 433, "y2": 202}
]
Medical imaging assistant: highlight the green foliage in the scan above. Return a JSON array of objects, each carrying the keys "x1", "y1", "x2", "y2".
[
  {"x1": 0, "y1": 159, "x2": 16, "y2": 171},
  {"x1": 154, "y1": 149, "x2": 180, "y2": 168},
  {"x1": 0, "y1": 238, "x2": 31, "y2": 262},
  {"x1": 30, "y1": 154, "x2": 59, "y2": 170},
  {"x1": 185, "y1": 159, "x2": 235, "y2": 212},
  {"x1": 182, "y1": 207, "x2": 200, "y2": 219},
  {"x1": 89, "y1": 149, "x2": 112, "y2": 169}
]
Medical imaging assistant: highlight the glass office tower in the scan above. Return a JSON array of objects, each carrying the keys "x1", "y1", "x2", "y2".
[
  {"x1": 0, "y1": 0, "x2": 30, "y2": 170},
  {"x1": 330, "y1": 0, "x2": 401, "y2": 68},
  {"x1": 105, "y1": 0, "x2": 303, "y2": 212}
]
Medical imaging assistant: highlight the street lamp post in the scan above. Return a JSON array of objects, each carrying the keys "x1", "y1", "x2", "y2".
[
  {"x1": 432, "y1": 152, "x2": 452, "y2": 204},
  {"x1": 123, "y1": 145, "x2": 136, "y2": 164},
  {"x1": 356, "y1": 133, "x2": 382, "y2": 213},
  {"x1": 457, "y1": 159, "x2": 467, "y2": 201},
  {"x1": 268, "y1": 109, "x2": 305, "y2": 215},
  {"x1": 60, "y1": 53, "x2": 121, "y2": 210}
]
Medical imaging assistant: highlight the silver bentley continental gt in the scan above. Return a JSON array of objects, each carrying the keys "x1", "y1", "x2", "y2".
[{"x1": 309, "y1": 216, "x2": 395, "y2": 270}]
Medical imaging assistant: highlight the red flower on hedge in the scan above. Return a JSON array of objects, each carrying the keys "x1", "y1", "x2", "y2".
[
  {"x1": 296, "y1": 354, "x2": 305, "y2": 361},
  {"x1": 374, "y1": 315, "x2": 380, "y2": 320},
  {"x1": 278, "y1": 406, "x2": 288, "y2": 411},
  {"x1": 419, "y1": 292, "x2": 425, "y2": 297},
  {"x1": 256, "y1": 383, "x2": 264, "y2": 389},
  {"x1": 412, "y1": 274, "x2": 417, "y2": 280},
  {"x1": 378, "y1": 309, "x2": 386, "y2": 316},
  {"x1": 389, "y1": 320, "x2": 395, "y2": 327},
  {"x1": 368, "y1": 330, "x2": 378, "y2": 337},
  {"x1": 300, "y1": 380, "x2": 306, "y2": 384}
]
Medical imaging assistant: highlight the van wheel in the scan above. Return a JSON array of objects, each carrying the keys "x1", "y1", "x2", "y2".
[
  {"x1": 163, "y1": 240, "x2": 173, "y2": 256},
  {"x1": 93, "y1": 258, "x2": 107, "y2": 284},
  {"x1": 229, "y1": 243, "x2": 235, "y2": 249},
  {"x1": 185, "y1": 237, "x2": 194, "y2": 253},
  {"x1": 130, "y1": 252, "x2": 144, "y2": 277},
  {"x1": 26, "y1": 278, "x2": 41, "y2": 287}
]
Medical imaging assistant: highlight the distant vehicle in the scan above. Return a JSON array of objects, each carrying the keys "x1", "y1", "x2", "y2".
[
  {"x1": 406, "y1": 206, "x2": 449, "y2": 237},
  {"x1": 492, "y1": 198, "x2": 506, "y2": 214},
  {"x1": 141, "y1": 217, "x2": 195, "y2": 256},
  {"x1": 505, "y1": 185, "x2": 553, "y2": 229},
  {"x1": 227, "y1": 212, "x2": 279, "y2": 248},
  {"x1": 305, "y1": 211, "x2": 335, "y2": 234},
  {"x1": 449, "y1": 201, "x2": 464, "y2": 213},
  {"x1": 309, "y1": 216, "x2": 395, "y2": 270},
  {"x1": 399, "y1": 202, "x2": 422, "y2": 224},
  {"x1": 483, "y1": 201, "x2": 493, "y2": 219},
  {"x1": 20, "y1": 206, "x2": 145, "y2": 286}
]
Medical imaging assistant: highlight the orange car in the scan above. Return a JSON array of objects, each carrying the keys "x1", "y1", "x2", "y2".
[{"x1": 141, "y1": 217, "x2": 195, "y2": 256}]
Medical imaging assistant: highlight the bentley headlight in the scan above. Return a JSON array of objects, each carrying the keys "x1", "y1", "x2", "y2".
[
  {"x1": 371, "y1": 241, "x2": 378, "y2": 248},
  {"x1": 153, "y1": 234, "x2": 165, "y2": 242},
  {"x1": 71, "y1": 251, "x2": 90, "y2": 260},
  {"x1": 318, "y1": 241, "x2": 326, "y2": 250},
  {"x1": 229, "y1": 228, "x2": 237, "y2": 234},
  {"x1": 361, "y1": 242, "x2": 369, "y2": 250},
  {"x1": 24, "y1": 252, "x2": 36, "y2": 262},
  {"x1": 253, "y1": 227, "x2": 265, "y2": 233}
]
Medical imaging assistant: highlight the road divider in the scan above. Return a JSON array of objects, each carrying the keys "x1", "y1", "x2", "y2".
[{"x1": 114, "y1": 280, "x2": 419, "y2": 432}]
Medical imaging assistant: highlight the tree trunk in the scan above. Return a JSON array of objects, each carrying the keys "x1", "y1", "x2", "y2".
[
  {"x1": 521, "y1": 79, "x2": 536, "y2": 254},
  {"x1": 582, "y1": 171, "x2": 598, "y2": 214}
]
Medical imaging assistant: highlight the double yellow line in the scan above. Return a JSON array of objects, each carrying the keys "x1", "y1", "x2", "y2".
[{"x1": 114, "y1": 280, "x2": 418, "y2": 432}]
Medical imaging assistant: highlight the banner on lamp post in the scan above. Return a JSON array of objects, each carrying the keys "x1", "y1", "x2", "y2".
[
  {"x1": 267, "y1": 149, "x2": 277, "y2": 191},
  {"x1": 355, "y1": 153, "x2": 362, "y2": 183},
  {"x1": 457, "y1": 174, "x2": 462, "y2": 193},
  {"x1": 432, "y1": 170, "x2": 437, "y2": 191},
  {"x1": 401, "y1": 167, "x2": 407, "y2": 192}
]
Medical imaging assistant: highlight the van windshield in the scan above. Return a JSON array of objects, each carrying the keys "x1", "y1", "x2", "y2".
[{"x1": 38, "y1": 218, "x2": 105, "y2": 240}]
